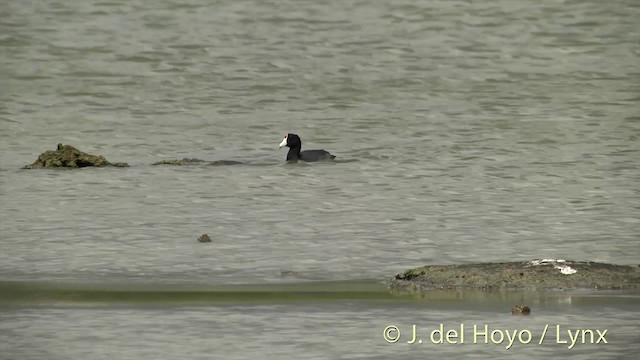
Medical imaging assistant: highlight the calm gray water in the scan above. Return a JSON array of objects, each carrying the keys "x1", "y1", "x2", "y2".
[{"x1": 1, "y1": 0, "x2": 639, "y2": 359}]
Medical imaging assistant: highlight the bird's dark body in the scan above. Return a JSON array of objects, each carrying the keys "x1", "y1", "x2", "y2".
[{"x1": 280, "y1": 133, "x2": 336, "y2": 162}]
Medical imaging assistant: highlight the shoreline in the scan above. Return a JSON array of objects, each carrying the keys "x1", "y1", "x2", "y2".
[{"x1": 390, "y1": 260, "x2": 640, "y2": 296}]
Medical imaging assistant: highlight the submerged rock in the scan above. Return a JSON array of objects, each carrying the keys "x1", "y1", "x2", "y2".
[
  {"x1": 152, "y1": 158, "x2": 206, "y2": 166},
  {"x1": 23, "y1": 144, "x2": 129, "y2": 169},
  {"x1": 197, "y1": 234, "x2": 212, "y2": 243},
  {"x1": 511, "y1": 305, "x2": 531, "y2": 315},
  {"x1": 391, "y1": 260, "x2": 640, "y2": 294}
]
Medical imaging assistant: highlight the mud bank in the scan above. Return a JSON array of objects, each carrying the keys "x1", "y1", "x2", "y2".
[
  {"x1": 152, "y1": 158, "x2": 207, "y2": 166},
  {"x1": 23, "y1": 144, "x2": 128, "y2": 169},
  {"x1": 153, "y1": 158, "x2": 243, "y2": 166},
  {"x1": 391, "y1": 260, "x2": 640, "y2": 295},
  {"x1": 21, "y1": 145, "x2": 247, "y2": 169}
]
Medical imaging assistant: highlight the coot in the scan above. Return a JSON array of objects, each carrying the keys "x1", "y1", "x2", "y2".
[{"x1": 278, "y1": 133, "x2": 336, "y2": 162}]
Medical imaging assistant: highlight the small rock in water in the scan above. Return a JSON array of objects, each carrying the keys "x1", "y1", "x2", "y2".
[
  {"x1": 511, "y1": 305, "x2": 531, "y2": 315},
  {"x1": 197, "y1": 234, "x2": 212, "y2": 243},
  {"x1": 280, "y1": 270, "x2": 298, "y2": 277}
]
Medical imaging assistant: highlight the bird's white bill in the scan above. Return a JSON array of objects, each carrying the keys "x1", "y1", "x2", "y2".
[{"x1": 278, "y1": 137, "x2": 287, "y2": 148}]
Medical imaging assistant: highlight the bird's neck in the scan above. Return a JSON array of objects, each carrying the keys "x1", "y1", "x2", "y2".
[{"x1": 287, "y1": 147, "x2": 301, "y2": 161}]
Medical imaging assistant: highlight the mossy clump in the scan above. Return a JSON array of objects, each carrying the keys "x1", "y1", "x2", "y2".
[
  {"x1": 152, "y1": 158, "x2": 206, "y2": 166},
  {"x1": 23, "y1": 144, "x2": 129, "y2": 169},
  {"x1": 511, "y1": 305, "x2": 531, "y2": 315},
  {"x1": 197, "y1": 234, "x2": 212, "y2": 243}
]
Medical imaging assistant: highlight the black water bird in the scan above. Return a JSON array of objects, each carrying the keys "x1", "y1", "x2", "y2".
[{"x1": 278, "y1": 133, "x2": 336, "y2": 162}]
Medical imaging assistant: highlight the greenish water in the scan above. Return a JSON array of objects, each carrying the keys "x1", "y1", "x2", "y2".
[
  {"x1": 1, "y1": 282, "x2": 638, "y2": 360},
  {"x1": 1, "y1": 0, "x2": 639, "y2": 358},
  {"x1": 0, "y1": 280, "x2": 400, "y2": 304},
  {"x1": 2, "y1": 281, "x2": 638, "y2": 306}
]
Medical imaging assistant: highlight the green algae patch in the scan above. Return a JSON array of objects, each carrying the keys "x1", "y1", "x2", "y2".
[
  {"x1": 23, "y1": 144, "x2": 129, "y2": 169},
  {"x1": 391, "y1": 260, "x2": 640, "y2": 294},
  {"x1": 152, "y1": 159, "x2": 244, "y2": 166},
  {"x1": 152, "y1": 158, "x2": 207, "y2": 166}
]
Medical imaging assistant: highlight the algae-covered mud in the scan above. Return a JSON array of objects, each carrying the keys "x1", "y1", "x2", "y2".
[
  {"x1": 391, "y1": 260, "x2": 640, "y2": 294},
  {"x1": 152, "y1": 158, "x2": 207, "y2": 166},
  {"x1": 23, "y1": 146, "x2": 246, "y2": 169},
  {"x1": 152, "y1": 158, "x2": 244, "y2": 166},
  {"x1": 23, "y1": 144, "x2": 128, "y2": 169}
]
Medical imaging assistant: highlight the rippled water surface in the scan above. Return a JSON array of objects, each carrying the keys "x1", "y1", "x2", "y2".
[{"x1": 1, "y1": 0, "x2": 639, "y2": 358}]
